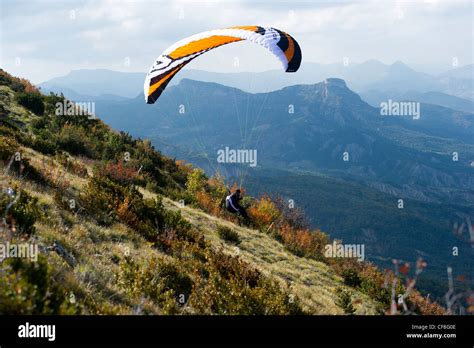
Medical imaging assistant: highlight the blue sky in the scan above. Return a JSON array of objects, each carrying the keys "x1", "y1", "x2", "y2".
[{"x1": 1, "y1": 0, "x2": 473, "y2": 83}]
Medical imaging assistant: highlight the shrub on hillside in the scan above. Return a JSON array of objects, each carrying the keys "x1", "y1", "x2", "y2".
[
  {"x1": 82, "y1": 171, "x2": 193, "y2": 248},
  {"x1": 0, "y1": 124, "x2": 19, "y2": 138},
  {"x1": 207, "y1": 173, "x2": 228, "y2": 199},
  {"x1": 30, "y1": 116, "x2": 49, "y2": 130},
  {"x1": 0, "y1": 256, "x2": 80, "y2": 314},
  {"x1": 0, "y1": 135, "x2": 19, "y2": 162},
  {"x1": 248, "y1": 195, "x2": 281, "y2": 229},
  {"x1": 116, "y1": 235, "x2": 304, "y2": 315},
  {"x1": 81, "y1": 175, "x2": 122, "y2": 226},
  {"x1": 361, "y1": 266, "x2": 399, "y2": 310},
  {"x1": 14, "y1": 92, "x2": 45, "y2": 115},
  {"x1": 331, "y1": 260, "x2": 391, "y2": 312},
  {"x1": 185, "y1": 171, "x2": 232, "y2": 216},
  {"x1": 217, "y1": 225, "x2": 241, "y2": 245},
  {"x1": 407, "y1": 291, "x2": 445, "y2": 315},
  {"x1": 56, "y1": 124, "x2": 94, "y2": 157},
  {"x1": 117, "y1": 256, "x2": 193, "y2": 314},
  {"x1": 0, "y1": 187, "x2": 41, "y2": 236},
  {"x1": 95, "y1": 161, "x2": 138, "y2": 185},
  {"x1": 0, "y1": 136, "x2": 45, "y2": 183},
  {"x1": 190, "y1": 250, "x2": 304, "y2": 315},
  {"x1": 207, "y1": 250, "x2": 260, "y2": 287},
  {"x1": 186, "y1": 168, "x2": 206, "y2": 193},
  {"x1": 29, "y1": 135, "x2": 57, "y2": 155},
  {"x1": 342, "y1": 268, "x2": 362, "y2": 288},
  {"x1": 195, "y1": 190, "x2": 219, "y2": 215},
  {"x1": 163, "y1": 209, "x2": 192, "y2": 236},
  {"x1": 274, "y1": 196, "x2": 309, "y2": 230},
  {"x1": 277, "y1": 223, "x2": 329, "y2": 259},
  {"x1": 81, "y1": 173, "x2": 154, "y2": 230},
  {"x1": 335, "y1": 288, "x2": 356, "y2": 314},
  {"x1": 55, "y1": 152, "x2": 88, "y2": 177}
]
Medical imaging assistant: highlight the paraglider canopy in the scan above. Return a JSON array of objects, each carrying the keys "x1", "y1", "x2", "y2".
[{"x1": 144, "y1": 26, "x2": 302, "y2": 104}]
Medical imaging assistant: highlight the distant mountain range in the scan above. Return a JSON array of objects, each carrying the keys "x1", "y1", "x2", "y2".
[
  {"x1": 40, "y1": 69, "x2": 145, "y2": 98},
  {"x1": 39, "y1": 60, "x2": 474, "y2": 110},
  {"x1": 360, "y1": 90, "x2": 474, "y2": 114}
]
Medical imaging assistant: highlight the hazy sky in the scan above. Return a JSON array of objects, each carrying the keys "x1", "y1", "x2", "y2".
[{"x1": 1, "y1": 0, "x2": 473, "y2": 83}]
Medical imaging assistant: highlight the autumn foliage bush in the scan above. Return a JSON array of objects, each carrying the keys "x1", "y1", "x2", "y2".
[
  {"x1": 277, "y1": 223, "x2": 329, "y2": 259},
  {"x1": 95, "y1": 161, "x2": 139, "y2": 185},
  {"x1": 195, "y1": 190, "x2": 219, "y2": 215},
  {"x1": 248, "y1": 195, "x2": 281, "y2": 228},
  {"x1": 186, "y1": 169, "x2": 230, "y2": 217},
  {"x1": 0, "y1": 69, "x2": 40, "y2": 94}
]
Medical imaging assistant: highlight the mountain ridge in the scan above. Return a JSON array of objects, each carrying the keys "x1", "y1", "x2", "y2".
[{"x1": 39, "y1": 60, "x2": 474, "y2": 102}]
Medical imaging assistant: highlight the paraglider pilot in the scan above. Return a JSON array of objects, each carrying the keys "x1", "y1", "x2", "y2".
[{"x1": 225, "y1": 189, "x2": 249, "y2": 220}]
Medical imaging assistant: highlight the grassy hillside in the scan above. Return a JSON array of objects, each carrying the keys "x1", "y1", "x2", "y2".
[
  {"x1": 1, "y1": 149, "x2": 365, "y2": 314},
  {"x1": 0, "y1": 69, "x2": 446, "y2": 315}
]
